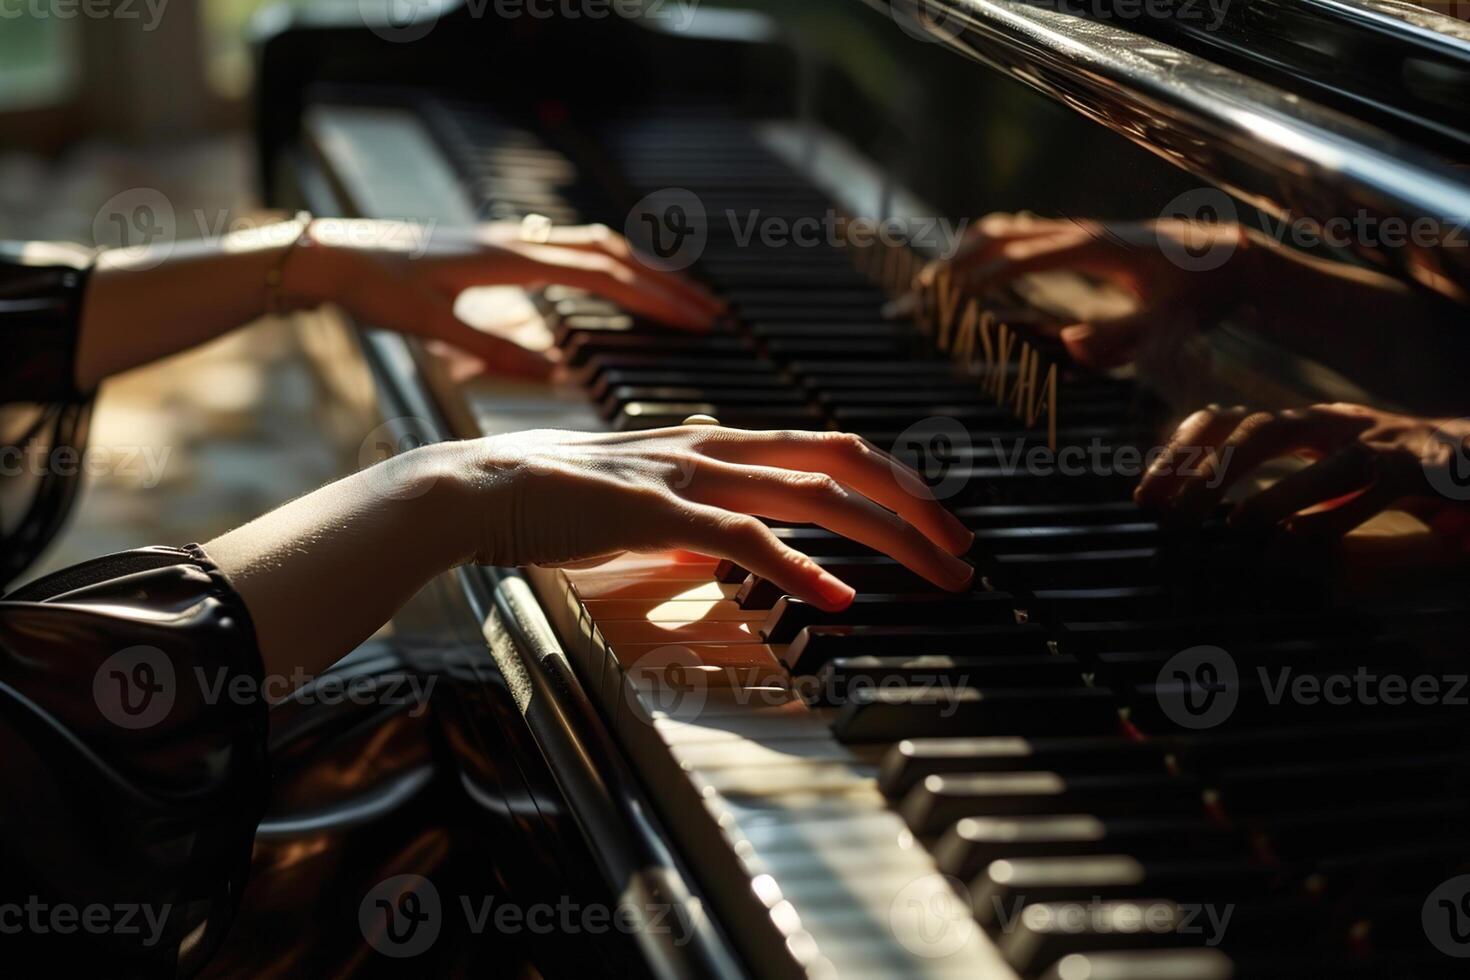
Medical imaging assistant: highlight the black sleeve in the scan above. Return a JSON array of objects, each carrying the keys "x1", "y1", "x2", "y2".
[
  {"x1": 0, "y1": 544, "x2": 270, "y2": 978},
  {"x1": 1, "y1": 241, "x2": 96, "y2": 403}
]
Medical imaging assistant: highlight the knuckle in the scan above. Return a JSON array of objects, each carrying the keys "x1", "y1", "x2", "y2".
[
  {"x1": 723, "y1": 514, "x2": 769, "y2": 545},
  {"x1": 587, "y1": 254, "x2": 625, "y2": 278},
  {"x1": 1232, "y1": 411, "x2": 1277, "y2": 440},
  {"x1": 826, "y1": 431, "x2": 870, "y2": 456},
  {"x1": 1181, "y1": 408, "x2": 1219, "y2": 430},
  {"x1": 791, "y1": 473, "x2": 842, "y2": 498}
]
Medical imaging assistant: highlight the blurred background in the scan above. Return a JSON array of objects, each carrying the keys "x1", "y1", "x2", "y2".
[{"x1": 1, "y1": 0, "x2": 376, "y2": 582}]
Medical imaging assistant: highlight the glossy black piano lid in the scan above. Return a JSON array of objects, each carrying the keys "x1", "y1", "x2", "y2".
[
  {"x1": 749, "y1": 0, "x2": 1470, "y2": 414},
  {"x1": 1086, "y1": 0, "x2": 1470, "y2": 158}
]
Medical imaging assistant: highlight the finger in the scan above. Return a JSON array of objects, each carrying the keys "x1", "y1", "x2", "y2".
[
  {"x1": 515, "y1": 244, "x2": 718, "y2": 331},
  {"x1": 681, "y1": 459, "x2": 974, "y2": 591},
  {"x1": 919, "y1": 218, "x2": 1066, "y2": 287},
  {"x1": 958, "y1": 229, "x2": 1135, "y2": 294},
  {"x1": 348, "y1": 270, "x2": 557, "y2": 380},
  {"x1": 676, "y1": 504, "x2": 855, "y2": 611},
  {"x1": 1285, "y1": 483, "x2": 1397, "y2": 539},
  {"x1": 918, "y1": 213, "x2": 1079, "y2": 287},
  {"x1": 548, "y1": 226, "x2": 727, "y2": 317},
  {"x1": 1229, "y1": 443, "x2": 1379, "y2": 530},
  {"x1": 1168, "y1": 408, "x2": 1374, "y2": 523},
  {"x1": 1059, "y1": 310, "x2": 1154, "y2": 369},
  {"x1": 701, "y1": 429, "x2": 974, "y2": 555},
  {"x1": 1134, "y1": 407, "x2": 1247, "y2": 510}
]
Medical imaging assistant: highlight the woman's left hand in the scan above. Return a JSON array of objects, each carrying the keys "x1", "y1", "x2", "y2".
[{"x1": 292, "y1": 219, "x2": 726, "y2": 380}]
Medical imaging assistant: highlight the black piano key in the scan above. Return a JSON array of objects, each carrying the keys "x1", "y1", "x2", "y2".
[
  {"x1": 599, "y1": 385, "x2": 808, "y2": 420},
  {"x1": 760, "y1": 592, "x2": 1019, "y2": 643},
  {"x1": 613, "y1": 402, "x2": 824, "y2": 430},
  {"x1": 973, "y1": 522, "x2": 1161, "y2": 553},
  {"x1": 1211, "y1": 754, "x2": 1470, "y2": 816},
  {"x1": 589, "y1": 369, "x2": 788, "y2": 403},
  {"x1": 1091, "y1": 637, "x2": 1416, "y2": 688},
  {"x1": 999, "y1": 897, "x2": 1203, "y2": 975},
  {"x1": 747, "y1": 322, "x2": 912, "y2": 341},
  {"x1": 834, "y1": 401, "x2": 1126, "y2": 429},
  {"x1": 811, "y1": 652, "x2": 1086, "y2": 704},
  {"x1": 878, "y1": 734, "x2": 1167, "y2": 797},
  {"x1": 930, "y1": 468, "x2": 1143, "y2": 506},
  {"x1": 713, "y1": 557, "x2": 751, "y2": 584},
  {"x1": 979, "y1": 549, "x2": 1162, "y2": 591},
  {"x1": 563, "y1": 332, "x2": 753, "y2": 368},
  {"x1": 1036, "y1": 950, "x2": 1234, "y2": 980},
  {"x1": 934, "y1": 814, "x2": 1239, "y2": 881},
  {"x1": 831, "y1": 685, "x2": 1120, "y2": 745},
  {"x1": 736, "y1": 556, "x2": 947, "y2": 608},
  {"x1": 970, "y1": 856, "x2": 1275, "y2": 929},
  {"x1": 701, "y1": 266, "x2": 871, "y2": 288},
  {"x1": 767, "y1": 526, "x2": 883, "y2": 557},
  {"x1": 786, "y1": 359, "x2": 961, "y2": 378},
  {"x1": 726, "y1": 288, "x2": 885, "y2": 308},
  {"x1": 900, "y1": 770, "x2": 1199, "y2": 834},
  {"x1": 763, "y1": 337, "x2": 912, "y2": 360},
  {"x1": 1026, "y1": 587, "x2": 1171, "y2": 621},
  {"x1": 733, "y1": 304, "x2": 894, "y2": 322},
  {"x1": 956, "y1": 502, "x2": 1148, "y2": 528},
  {"x1": 1257, "y1": 798, "x2": 1470, "y2": 860},
  {"x1": 552, "y1": 314, "x2": 738, "y2": 347},
  {"x1": 1057, "y1": 614, "x2": 1366, "y2": 657},
  {"x1": 583, "y1": 355, "x2": 779, "y2": 382},
  {"x1": 782, "y1": 623, "x2": 1052, "y2": 675},
  {"x1": 1166, "y1": 719, "x2": 1466, "y2": 775}
]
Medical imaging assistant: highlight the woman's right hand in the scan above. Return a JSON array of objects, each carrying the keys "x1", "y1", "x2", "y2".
[{"x1": 448, "y1": 426, "x2": 977, "y2": 611}]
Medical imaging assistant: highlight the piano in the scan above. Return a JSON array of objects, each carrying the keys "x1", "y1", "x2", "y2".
[{"x1": 256, "y1": 2, "x2": 1470, "y2": 976}]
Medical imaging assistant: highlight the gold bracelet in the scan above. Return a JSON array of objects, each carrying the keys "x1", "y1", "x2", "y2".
[{"x1": 264, "y1": 210, "x2": 313, "y2": 316}]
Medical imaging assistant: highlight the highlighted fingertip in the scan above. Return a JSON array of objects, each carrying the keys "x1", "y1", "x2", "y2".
[{"x1": 813, "y1": 571, "x2": 856, "y2": 611}]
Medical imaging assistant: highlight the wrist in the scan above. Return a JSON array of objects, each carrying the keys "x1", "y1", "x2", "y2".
[
  {"x1": 410, "y1": 438, "x2": 521, "y2": 568},
  {"x1": 280, "y1": 222, "x2": 358, "y2": 310}
]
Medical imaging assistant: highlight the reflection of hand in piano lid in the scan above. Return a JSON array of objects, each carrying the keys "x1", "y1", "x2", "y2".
[
  {"x1": 1138, "y1": 402, "x2": 1470, "y2": 557},
  {"x1": 908, "y1": 212, "x2": 1249, "y2": 371}
]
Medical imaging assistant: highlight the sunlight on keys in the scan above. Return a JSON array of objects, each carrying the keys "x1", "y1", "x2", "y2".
[{"x1": 644, "y1": 595, "x2": 753, "y2": 628}]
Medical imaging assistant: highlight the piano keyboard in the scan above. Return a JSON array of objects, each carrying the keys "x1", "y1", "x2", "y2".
[{"x1": 387, "y1": 101, "x2": 1470, "y2": 978}]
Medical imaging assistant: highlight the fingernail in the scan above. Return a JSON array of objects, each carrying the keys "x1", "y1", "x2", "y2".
[
  {"x1": 940, "y1": 553, "x2": 976, "y2": 591},
  {"x1": 942, "y1": 514, "x2": 975, "y2": 555},
  {"x1": 813, "y1": 570, "x2": 856, "y2": 611},
  {"x1": 1060, "y1": 322, "x2": 1094, "y2": 341}
]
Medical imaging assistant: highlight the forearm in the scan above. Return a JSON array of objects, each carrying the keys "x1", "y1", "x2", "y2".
[
  {"x1": 205, "y1": 442, "x2": 476, "y2": 683},
  {"x1": 74, "y1": 219, "x2": 330, "y2": 390}
]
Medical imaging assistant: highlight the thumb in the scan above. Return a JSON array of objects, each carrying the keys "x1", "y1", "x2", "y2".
[{"x1": 347, "y1": 265, "x2": 557, "y2": 381}]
